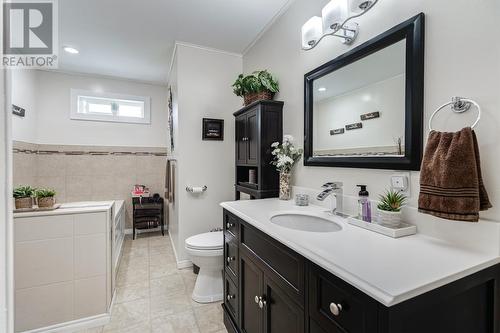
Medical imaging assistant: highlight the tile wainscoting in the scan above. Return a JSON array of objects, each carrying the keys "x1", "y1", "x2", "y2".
[{"x1": 13, "y1": 141, "x2": 168, "y2": 228}]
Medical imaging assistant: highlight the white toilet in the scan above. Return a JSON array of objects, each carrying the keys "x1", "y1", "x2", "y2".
[{"x1": 185, "y1": 231, "x2": 224, "y2": 303}]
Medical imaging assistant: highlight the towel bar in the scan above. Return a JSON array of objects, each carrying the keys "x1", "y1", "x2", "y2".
[{"x1": 429, "y1": 97, "x2": 481, "y2": 131}]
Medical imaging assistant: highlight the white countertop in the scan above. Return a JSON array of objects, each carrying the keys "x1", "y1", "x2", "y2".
[
  {"x1": 221, "y1": 199, "x2": 500, "y2": 307},
  {"x1": 14, "y1": 201, "x2": 115, "y2": 218}
]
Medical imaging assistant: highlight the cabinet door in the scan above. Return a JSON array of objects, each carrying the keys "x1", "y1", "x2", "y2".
[
  {"x1": 240, "y1": 254, "x2": 264, "y2": 333},
  {"x1": 263, "y1": 276, "x2": 304, "y2": 333},
  {"x1": 246, "y1": 110, "x2": 259, "y2": 165},
  {"x1": 236, "y1": 114, "x2": 247, "y2": 165}
]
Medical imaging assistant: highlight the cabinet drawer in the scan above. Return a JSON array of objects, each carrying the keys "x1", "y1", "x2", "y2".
[
  {"x1": 241, "y1": 222, "x2": 304, "y2": 302},
  {"x1": 224, "y1": 233, "x2": 238, "y2": 282},
  {"x1": 224, "y1": 274, "x2": 239, "y2": 324},
  {"x1": 224, "y1": 210, "x2": 239, "y2": 238},
  {"x1": 309, "y1": 264, "x2": 378, "y2": 333}
]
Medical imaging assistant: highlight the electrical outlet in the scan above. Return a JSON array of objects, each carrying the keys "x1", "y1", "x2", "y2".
[{"x1": 391, "y1": 174, "x2": 409, "y2": 194}]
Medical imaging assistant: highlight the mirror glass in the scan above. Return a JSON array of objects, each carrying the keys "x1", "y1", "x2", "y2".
[{"x1": 312, "y1": 39, "x2": 406, "y2": 157}]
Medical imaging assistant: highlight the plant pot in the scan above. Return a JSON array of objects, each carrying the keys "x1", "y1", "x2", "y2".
[
  {"x1": 279, "y1": 172, "x2": 291, "y2": 200},
  {"x1": 38, "y1": 197, "x2": 55, "y2": 208},
  {"x1": 377, "y1": 208, "x2": 402, "y2": 227},
  {"x1": 15, "y1": 197, "x2": 33, "y2": 209},
  {"x1": 243, "y1": 91, "x2": 274, "y2": 106}
]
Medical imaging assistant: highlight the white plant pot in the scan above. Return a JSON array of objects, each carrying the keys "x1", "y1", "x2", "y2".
[{"x1": 377, "y1": 208, "x2": 402, "y2": 227}]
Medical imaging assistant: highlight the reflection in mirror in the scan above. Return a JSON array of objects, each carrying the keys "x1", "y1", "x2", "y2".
[{"x1": 312, "y1": 39, "x2": 406, "y2": 157}]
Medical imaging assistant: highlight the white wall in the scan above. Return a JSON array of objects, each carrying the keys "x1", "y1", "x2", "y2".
[
  {"x1": 34, "y1": 71, "x2": 168, "y2": 147},
  {"x1": 2, "y1": 67, "x2": 14, "y2": 332},
  {"x1": 11, "y1": 70, "x2": 37, "y2": 143},
  {"x1": 314, "y1": 75, "x2": 405, "y2": 153},
  {"x1": 244, "y1": 0, "x2": 500, "y2": 221},
  {"x1": 168, "y1": 44, "x2": 242, "y2": 263}
]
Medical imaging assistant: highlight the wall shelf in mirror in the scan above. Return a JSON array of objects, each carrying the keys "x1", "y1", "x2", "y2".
[{"x1": 304, "y1": 13, "x2": 425, "y2": 170}]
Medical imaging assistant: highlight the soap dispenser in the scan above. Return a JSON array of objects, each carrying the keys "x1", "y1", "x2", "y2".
[{"x1": 357, "y1": 185, "x2": 372, "y2": 222}]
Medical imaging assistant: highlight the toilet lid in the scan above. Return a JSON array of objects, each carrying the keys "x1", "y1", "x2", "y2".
[{"x1": 185, "y1": 231, "x2": 223, "y2": 250}]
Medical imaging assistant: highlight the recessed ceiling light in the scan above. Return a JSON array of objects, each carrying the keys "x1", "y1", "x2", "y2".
[
  {"x1": 318, "y1": 87, "x2": 327, "y2": 92},
  {"x1": 63, "y1": 46, "x2": 79, "y2": 54}
]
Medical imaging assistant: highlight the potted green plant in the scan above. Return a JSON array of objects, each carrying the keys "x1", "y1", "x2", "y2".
[
  {"x1": 232, "y1": 70, "x2": 279, "y2": 106},
  {"x1": 271, "y1": 135, "x2": 303, "y2": 200},
  {"x1": 35, "y1": 188, "x2": 57, "y2": 208},
  {"x1": 377, "y1": 190, "x2": 407, "y2": 226},
  {"x1": 13, "y1": 185, "x2": 34, "y2": 209}
]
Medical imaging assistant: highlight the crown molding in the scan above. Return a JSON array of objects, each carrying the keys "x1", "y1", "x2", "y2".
[{"x1": 242, "y1": 0, "x2": 296, "y2": 55}]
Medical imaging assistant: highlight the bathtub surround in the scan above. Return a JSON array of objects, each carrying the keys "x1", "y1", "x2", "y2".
[
  {"x1": 13, "y1": 141, "x2": 167, "y2": 228},
  {"x1": 243, "y1": 0, "x2": 500, "y2": 222}
]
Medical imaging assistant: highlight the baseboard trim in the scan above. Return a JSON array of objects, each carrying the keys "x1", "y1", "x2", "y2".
[
  {"x1": 167, "y1": 230, "x2": 193, "y2": 269},
  {"x1": 21, "y1": 313, "x2": 110, "y2": 333},
  {"x1": 124, "y1": 227, "x2": 164, "y2": 235},
  {"x1": 176, "y1": 260, "x2": 193, "y2": 269}
]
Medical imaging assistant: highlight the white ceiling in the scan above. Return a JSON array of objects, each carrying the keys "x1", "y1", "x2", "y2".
[{"x1": 57, "y1": 0, "x2": 291, "y2": 85}]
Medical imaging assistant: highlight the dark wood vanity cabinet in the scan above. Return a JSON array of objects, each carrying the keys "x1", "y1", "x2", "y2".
[
  {"x1": 223, "y1": 209, "x2": 500, "y2": 333},
  {"x1": 234, "y1": 100, "x2": 283, "y2": 200}
]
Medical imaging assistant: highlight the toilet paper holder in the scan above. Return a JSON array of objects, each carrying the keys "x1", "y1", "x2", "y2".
[{"x1": 186, "y1": 185, "x2": 208, "y2": 193}]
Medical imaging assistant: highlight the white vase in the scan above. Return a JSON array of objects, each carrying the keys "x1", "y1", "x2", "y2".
[{"x1": 377, "y1": 208, "x2": 402, "y2": 227}]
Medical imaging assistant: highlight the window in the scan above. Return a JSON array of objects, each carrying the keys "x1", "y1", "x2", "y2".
[{"x1": 70, "y1": 89, "x2": 151, "y2": 124}]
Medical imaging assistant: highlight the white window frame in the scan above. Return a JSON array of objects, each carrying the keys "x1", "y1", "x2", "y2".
[{"x1": 70, "y1": 89, "x2": 151, "y2": 124}]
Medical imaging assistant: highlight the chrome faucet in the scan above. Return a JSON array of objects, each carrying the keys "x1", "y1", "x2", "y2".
[{"x1": 317, "y1": 182, "x2": 343, "y2": 215}]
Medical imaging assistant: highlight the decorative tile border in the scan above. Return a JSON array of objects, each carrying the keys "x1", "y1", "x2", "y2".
[{"x1": 13, "y1": 141, "x2": 168, "y2": 156}]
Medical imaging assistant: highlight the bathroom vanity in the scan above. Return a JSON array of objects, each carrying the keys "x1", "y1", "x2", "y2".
[
  {"x1": 221, "y1": 199, "x2": 500, "y2": 333},
  {"x1": 13, "y1": 202, "x2": 117, "y2": 332}
]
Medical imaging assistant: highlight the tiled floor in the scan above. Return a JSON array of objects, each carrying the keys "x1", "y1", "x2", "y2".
[{"x1": 79, "y1": 232, "x2": 228, "y2": 333}]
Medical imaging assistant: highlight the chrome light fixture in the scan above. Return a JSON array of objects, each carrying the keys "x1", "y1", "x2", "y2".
[{"x1": 301, "y1": 0, "x2": 378, "y2": 50}]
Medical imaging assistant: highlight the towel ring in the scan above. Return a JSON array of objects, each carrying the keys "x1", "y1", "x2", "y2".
[{"x1": 429, "y1": 97, "x2": 481, "y2": 131}]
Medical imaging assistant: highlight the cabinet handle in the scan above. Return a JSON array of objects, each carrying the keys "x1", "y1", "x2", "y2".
[
  {"x1": 258, "y1": 296, "x2": 267, "y2": 309},
  {"x1": 226, "y1": 256, "x2": 235, "y2": 263},
  {"x1": 254, "y1": 296, "x2": 260, "y2": 304},
  {"x1": 226, "y1": 222, "x2": 234, "y2": 229},
  {"x1": 329, "y1": 302, "x2": 343, "y2": 316},
  {"x1": 227, "y1": 294, "x2": 235, "y2": 301}
]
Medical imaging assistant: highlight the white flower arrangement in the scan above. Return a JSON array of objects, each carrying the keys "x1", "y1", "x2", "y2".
[{"x1": 271, "y1": 135, "x2": 303, "y2": 173}]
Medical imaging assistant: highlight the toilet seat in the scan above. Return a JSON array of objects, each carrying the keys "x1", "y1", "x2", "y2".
[{"x1": 185, "y1": 231, "x2": 223, "y2": 251}]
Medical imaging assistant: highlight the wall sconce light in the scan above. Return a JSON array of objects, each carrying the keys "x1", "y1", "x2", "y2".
[{"x1": 301, "y1": 0, "x2": 378, "y2": 50}]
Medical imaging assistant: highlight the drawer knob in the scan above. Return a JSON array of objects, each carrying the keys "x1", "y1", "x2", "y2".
[
  {"x1": 226, "y1": 222, "x2": 235, "y2": 228},
  {"x1": 329, "y1": 302, "x2": 343, "y2": 316},
  {"x1": 227, "y1": 294, "x2": 235, "y2": 301},
  {"x1": 255, "y1": 296, "x2": 260, "y2": 304},
  {"x1": 226, "y1": 256, "x2": 235, "y2": 263}
]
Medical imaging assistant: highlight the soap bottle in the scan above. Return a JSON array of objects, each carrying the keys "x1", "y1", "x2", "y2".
[{"x1": 357, "y1": 185, "x2": 372, "y2": 222}]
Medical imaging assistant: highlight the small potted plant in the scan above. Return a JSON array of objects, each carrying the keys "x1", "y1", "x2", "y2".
[
  {"x1": 232, "y1": 70, "x2": 279, "y2": 106},
  {"x1": 13, "y1": 185, "x2": 34, "y2": 209},
  {"x1": 271, "y1": 135, "x2": 303, "y2": 200},
  {"x1": 35, "y1": 188, "x2": 57, "y2": 208},
  {"x1": 377, "y1": 190, "x2": 407, "y2": 226}
]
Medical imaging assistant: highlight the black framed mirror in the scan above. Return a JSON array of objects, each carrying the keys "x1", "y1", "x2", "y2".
[{"x1": 304, "y1": 13, "x2": 424, "y2": 170}]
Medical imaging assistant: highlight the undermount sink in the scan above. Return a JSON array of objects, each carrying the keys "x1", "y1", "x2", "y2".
[{"x1": 270, "y1": 212, "x2": 342, "y2": 232}]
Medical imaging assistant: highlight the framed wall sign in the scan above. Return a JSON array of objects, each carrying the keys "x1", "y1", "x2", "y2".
[
  {"x1": 202, "y1": 118, "x2": 224, "y2": 140},
  {"x1": 12, "y1": 104, "x2": 25, "y2": 117}
]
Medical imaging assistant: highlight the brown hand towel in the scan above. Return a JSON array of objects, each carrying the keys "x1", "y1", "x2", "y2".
[{"x1": 418, "y1": 127, "x2": 492, "y2": 222}]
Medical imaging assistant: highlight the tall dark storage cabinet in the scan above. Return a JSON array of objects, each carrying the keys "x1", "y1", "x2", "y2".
[{"x1": 234, "y1": 100, "x2": 283, "y2": 200}]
